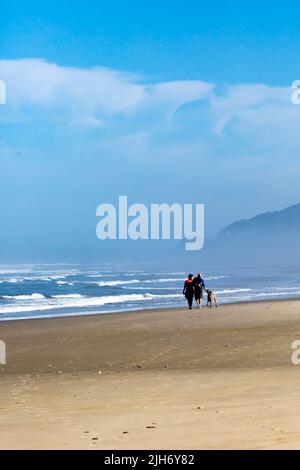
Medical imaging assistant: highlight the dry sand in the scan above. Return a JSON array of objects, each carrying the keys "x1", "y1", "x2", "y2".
[{"x1": 1, "y1": 300, "x2": 300, "y2": 449}]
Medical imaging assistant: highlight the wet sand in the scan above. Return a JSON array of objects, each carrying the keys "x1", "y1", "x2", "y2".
[{"x1": 1, "y1": 300, "x2": 300, "y2": 449}]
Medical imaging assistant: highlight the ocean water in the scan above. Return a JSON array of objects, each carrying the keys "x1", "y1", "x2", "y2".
[{"x1": 0, "y1": 265, "x2": 300, "y2": 321}]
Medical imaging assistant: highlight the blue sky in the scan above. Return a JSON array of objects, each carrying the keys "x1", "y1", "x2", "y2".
[
  {"x1": 2, "y1": 1, "x2": 300, "y2": 84},
  {"x1": 1, "y1": 0, "x2": 300, "y2": 262}
]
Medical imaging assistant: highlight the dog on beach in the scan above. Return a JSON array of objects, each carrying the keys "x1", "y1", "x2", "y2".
[{"x1": 207, "y1": 290, "x2": 218, "y2": 308}]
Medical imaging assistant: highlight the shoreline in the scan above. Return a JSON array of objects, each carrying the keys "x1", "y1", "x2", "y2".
[{"x1": 1, "y1": 295, "x2": 300, "y2": 324}]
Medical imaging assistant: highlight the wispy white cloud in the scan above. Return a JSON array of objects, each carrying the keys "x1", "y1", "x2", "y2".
[
  {"x1": 210, "y1": 83, "x2": 294, "y2": 138},
  {"x1": 1, "y1": 58, "x2": 300, "y2": 165},
  {"x1": 0, "y1": 59, "x2": 214, "y2": 126}
]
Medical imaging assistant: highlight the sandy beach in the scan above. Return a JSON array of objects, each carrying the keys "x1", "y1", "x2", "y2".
[{"x1": 1, "y1": 300, "x2": 300, "y2": 449}]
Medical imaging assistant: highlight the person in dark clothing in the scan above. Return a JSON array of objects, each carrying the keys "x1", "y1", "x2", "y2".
[
  {"x1": 183, "y1": 274, "x2": 194, "y2": 309},
  {"x1": 193, "y1": 273, "x2": 206, "y2": 308}
]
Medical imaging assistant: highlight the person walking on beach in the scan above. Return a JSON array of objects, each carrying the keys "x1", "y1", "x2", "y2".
[
  {"x1": 183, "y1": 274, "x2": 194, "y2": 309},
  {"x1": 193, "y1": 273, "x2": 206, "y2": 309}
]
